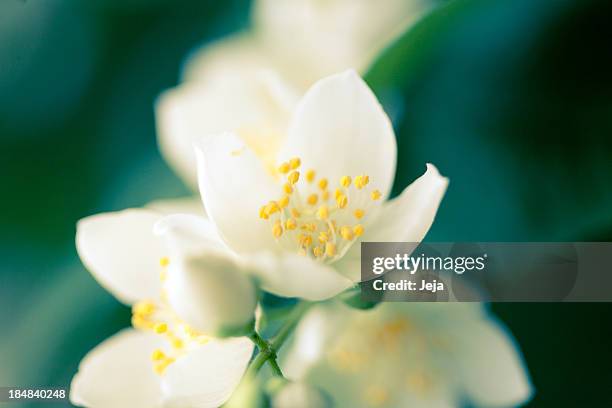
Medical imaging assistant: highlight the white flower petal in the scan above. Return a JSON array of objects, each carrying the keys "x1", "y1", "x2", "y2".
[
  {"x1": 146, "y1": 197, "x2": 205, "y2": 216},
  {"x1": 254, "y1": 0, "x2": 428, "y2": 82},
  {"x1": 164, "y1": 252, "x2": 257, "y2": 336},
  {"x1": 195, "y1": 132, "x2": 280, "y2": 254},
  {"x1": 70, "y1": 329, "x2": 163, "y2": 408},
  {"x1": 248, "y1": 252, "x2": 353, "y2": 300},
  {"x1": 156, "y1": 53, "x2": 297, "y2": 189},
  {"x1": 456, "y1": 318, "x2": 533, "y2": 407},
  {"x1": 161, "y1": 337, "x2": 254, "y2": 408},
  {"x1": 76, "y1": 209, "x2": 165, "y2": 304},
  {"x1": 334, "y1": 164, "x2": 448, "y2": 282},
  {"x1": 279, "y1": 70, "x2": 397, "y2": 199},
  {"x1": 181, "y1": 34, "x2": 271, "y2": 83},
  {"x1": 154, "y1": 214, "x2": 228, "y2": 256}
]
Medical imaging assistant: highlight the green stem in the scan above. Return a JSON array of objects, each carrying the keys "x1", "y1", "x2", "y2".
[{"x1": 246, "y1": 301, "x2": 313, "y2": 378}]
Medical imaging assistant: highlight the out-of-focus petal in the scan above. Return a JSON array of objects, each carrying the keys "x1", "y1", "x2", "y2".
[
  {"x1": 70, "y1": 329, "x2": 163, "y2": 408},
  {"x1": 161, "y1": 337, "x2": 254, "y2": 408},
  {"x1": 76, "y1": 209, "x2": 165, "y2": 304}
]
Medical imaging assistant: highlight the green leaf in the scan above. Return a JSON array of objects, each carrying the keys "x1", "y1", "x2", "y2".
[{"x1": 366, "y1": 0, "x2": 612, "y2": 241}]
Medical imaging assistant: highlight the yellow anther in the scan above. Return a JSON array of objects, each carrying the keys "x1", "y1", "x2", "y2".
[
  {"x1": 340, "y1": 226, "x2": 354, "y2": 240},
  {"x1": 340, "y1": 176, "x2": 352, "y2": 187},
  {"x1": 335, "y1": 188, "x2": 343, "y2": 200},
  {"x1": 259, "y1": 206, "x2": 270, "y2": 220},
  {"x1": 283, "y1": 183, "x2": 293, "y2": 194},
  {"x1": 307, "y1": 194, "x2": 319, "y2": 206},
  {"x1": 291, "y1": 208, "x2": 301, "y2": 218},
  {"x1": 285, "y1": 218, "x2": 297, "y2": 230},
  {"x1": 154, "y1": 323, "x2": 168, "y2": 334},
  {"x1": 171, "y1": 338, "x2": 184, "y2": 349},
  {"x1": 325, "y1": 242, "x2": 337, "y2": 257},
  {"x1": 272, "y1": 221, "x2": 283, "y2": 238},
  {"x1": 159, "y1": 257, "x2": 170, "y2": 267},
  {"x1": 354, "y1": 209, "x2": 365, "y2": 219},
  {"x1": 289, "y1": 157, "x2": 301, "y2": 169},
  {"x1": 133, "y1": 301, "x2": 154, "y2": 316},
  {"x1": 318, "y1": 178, "x2": 328, "y2": 190},
  {"x1": 288, "y1": 171, "x2": 300, "y2": 184},
  {"x1": 336, "y1": 193, "x2": 348, "y2": 209},
  {"x1": 278, "y1": 162, "x2": 290, "y2": 174},
  {"x1": 371, "y1": 190, "x2": 382, "y2": 200},
  {"x1": 306, "y1": 169, "x2": 316, "y2": 182},
  {"x1": 317, "y1": 205, "x2": 329, "y2": 220},
  {"x1": 298, "y1": 234, "x2": 313, "y2": 247},
  {"x1": 318, "y1": 231, "x2": 329, "y2": 243},
  {"x1": 278, "y1": 195, "x2": 290, "y2": 208},
  {"x1": 159, "y1": 269, "x2": 167, "y2": 282},
  {"x1": 353, "y1": 224, "x2": 364, "y2": 237},
  {"x1": 329, "y1": 220, "x2": 337, "y2": 233},
  {"x1": 313, "y1": 246, "x2": 323, "y2": 258},
  {"x1": 300, "y1": 223, "x2": 317, "y2": 232},
  {"x1": 151, "y1": 349, "x2": 165, "y2": 361},
  {"x1": 154, "y1": 357, "x2": 175, "y2": 375},
  {"x1": 266, "y1": 201, "x2": 280, "y2": 215},
  {"x1": 355, "y1": 175, "x2": 370, "y2": 189},
  {"x1": 322, "y1": 190, "x2": 330, "y2": 201}
]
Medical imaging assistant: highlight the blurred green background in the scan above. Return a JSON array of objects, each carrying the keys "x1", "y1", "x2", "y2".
[{"x1": 1, "y1": 0, "x2": 611, "y2": 406}]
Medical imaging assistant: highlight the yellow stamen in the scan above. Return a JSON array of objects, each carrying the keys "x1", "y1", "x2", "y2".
[
  {"x1": 154, "y1": 323, "x2": 168, "y2": 334},
  {"x1": 285, "y1": 218, "x2": 297, "y2": 230},
  {"x1": 133, "y1": 301, "x2": 154, "y2": 316},
  {"x1": 159, "y1": 269, "x2": 167, "y2": 282},
  {"x1": 159, "y1": 257, "x2": 170, "y2": 267},
  {"x1": 289, "y1": 157, "x2": 301, "y2": 169},
  {"x1": 317, "y1": 205, "x2": 329, "y2": 220},
  {"x1": 300, "y1": 223, "x2": 317, "y2": 232},
  {"x1": 322, "y1": 190, "x2": 330, "y2": 201},
  {"x1": 318, "y1": 178, "x2": 328, "y2": 190},
  {"x1": 298, "y1": 234, "x2": 313, "y2": 247},
  {"x1": 266, "y1": 201, "x2": 280, "y2": 215},
  {"x1": 307, "y1": 194, "x2": 318, "y2": 206},
  {"x1": 151, "y1": 349, "x2": 165, "y2": 361},
  {"x1": 371, "y1": 190, "x2": 382, "y2": 200},
  {"x1": 288, "y1": 171, "x2": 300, "y2": 184},
  {"x1": 306, "y1": 169, "x2": 316, "y2": 182},
  {"x1": 336, "y1": 193, "x2": 348, "y2": 209},
  {"x1": 259, "y1": 205, "x2": 269, "y2": 220},
  {"x1": 340, "y1": 226, "x2": 354, "y2": 240},
  {"x1": 278, "y1": 162, "x2": 290, "y2": 174},
  {"x1": 318, "y1": 231, "x2": 329, "y2": 243},
  {"x1": 283, "y1": 183, "x2": 293, "y2": 194},
  {"x1": 291, "y1": 208, "x2": 301, "y2": 218},
  {"x1": 278, "y1": 195, "x2": 290, "y2": 208},
  {"x1": 325, "y1": 242, "x2": 337, "y2": 257},
  {"x1": 340, "y1": 175, "x2": 352, "y2": 187},
  {"x1": 353, "y1": 224, "x2": 364, "y2": 237},
  {"x1": 335, "y1": 188, "x2": 343, "y2": 200},
  {"x1": 272, "y1": 221, "x2": 283, "y2": 238},
  {"x1": 355, "y1": 175, "x2": 370, "y2": 189},
  {"x1": 313, "y1": 246, "x2": 323, "y2": 258},
  {"x1": 354, "y1": 209, "x2": 365, "y2": 219}
]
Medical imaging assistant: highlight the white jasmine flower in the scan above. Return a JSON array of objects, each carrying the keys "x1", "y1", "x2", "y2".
[
  {"x1": 71, "y1": 204, "x2": 256, "y2": 407},
  {"x1": 156, "y1": 0, "x2": 428, "y2": 188},
  {"x1": 282, "y1": 302, "x2": 533, "y2": 408},
  {"x1": 159, "y1": 70, "x2": 448, "y2": 302}
]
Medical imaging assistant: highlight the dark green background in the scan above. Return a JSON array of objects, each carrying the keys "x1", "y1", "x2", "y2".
[{"x1": 1, "y1": 0, "x2": 611, "y2": 406}]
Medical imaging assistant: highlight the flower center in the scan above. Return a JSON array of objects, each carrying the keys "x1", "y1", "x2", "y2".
[
  {"x1": 131, "y1": 257, "x2": 210, "y2": 375},
  {"x1": 259, "y1": 157, "x2": 382, "y2": 262}
]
